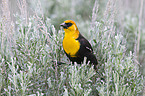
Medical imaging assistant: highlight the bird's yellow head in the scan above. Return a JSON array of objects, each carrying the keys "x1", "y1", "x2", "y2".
[
  {"x1": 60, "y1": 20, "x2": 78, "y2": 31},
  {"x1": 60, "y1": 20, "x2": 79, "y2": 38}
]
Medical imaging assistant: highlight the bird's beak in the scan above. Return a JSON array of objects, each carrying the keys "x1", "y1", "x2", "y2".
[
  {"x1": 60, "y1": 22, "x2": 67, "y2": 29},
  {"x1": 60, "y1": 22, "x2": 65, "y2": 27}
]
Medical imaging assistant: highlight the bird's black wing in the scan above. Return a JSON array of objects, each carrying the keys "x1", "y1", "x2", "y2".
[
  {"x1": 77, "y1": 34, "x2": 98, "y2": 69},
  {"x1": 76, "y1": 34, "x2": 93, "y2": 55}
]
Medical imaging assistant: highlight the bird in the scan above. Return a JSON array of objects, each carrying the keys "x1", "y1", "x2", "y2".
[{"x1": 60, "y1": 20, "x2": 98, "y2": 70}]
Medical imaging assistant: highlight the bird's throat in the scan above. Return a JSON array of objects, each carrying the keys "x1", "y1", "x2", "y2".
[{"x1": 64, "y1": 29, "x2": 79, "y2": 39}]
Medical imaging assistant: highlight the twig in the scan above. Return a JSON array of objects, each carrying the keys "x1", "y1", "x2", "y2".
[{"x1": 137, "y1": 0, "x2": 144, "y2": 61}]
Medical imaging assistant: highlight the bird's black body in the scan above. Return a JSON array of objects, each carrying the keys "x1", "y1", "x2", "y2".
[{"x1": 64, "y1": 34, "x2": 98, "y2": 69}]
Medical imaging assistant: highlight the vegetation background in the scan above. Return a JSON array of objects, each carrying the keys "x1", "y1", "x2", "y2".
[{"x1": 0, "y1": 0, "x2": 144, "y2": 95}]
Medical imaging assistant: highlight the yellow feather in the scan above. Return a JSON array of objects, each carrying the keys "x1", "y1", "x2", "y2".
[{"x1": 63, "y1": 23, "x2": 80, "y2": 57}]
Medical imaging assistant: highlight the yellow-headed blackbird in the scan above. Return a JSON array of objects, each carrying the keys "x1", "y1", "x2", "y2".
[{"x1": 60, "y1": 20, "x2": 98, "y2": 70}]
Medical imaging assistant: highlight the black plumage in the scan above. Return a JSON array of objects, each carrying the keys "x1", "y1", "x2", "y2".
[{"x1": 65, "y1": 33, "x2": 98, "y2": 70}]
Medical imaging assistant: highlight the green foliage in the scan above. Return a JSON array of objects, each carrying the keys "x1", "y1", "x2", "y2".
[
  {"x1": 123, "y1": 14, "x2": 139, "y2": 52},
  {"x1": 0, "y1": 15, "x2": 100, "y2": 95},
  {"x1": 90, "y1": 19, "x2": 143, "y2": 95},
  {"x1": 28, "y1": 0, "x2": 95, "y2": 31},
  {"x1": 0, "y1": 0, "x2": 144, "y2": 95}
]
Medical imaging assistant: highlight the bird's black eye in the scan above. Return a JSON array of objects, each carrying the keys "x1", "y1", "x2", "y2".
[
  {"x1": 65, "y1": 23, "x2": 72, "y2": 27},
  {"x1": 60, "y1": 22, "x2": 73, "y2": 29}
]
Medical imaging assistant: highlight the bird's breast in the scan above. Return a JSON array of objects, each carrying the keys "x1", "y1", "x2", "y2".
[{"x1": 63, "y1": 37, "x2": 80, "y2": 57}]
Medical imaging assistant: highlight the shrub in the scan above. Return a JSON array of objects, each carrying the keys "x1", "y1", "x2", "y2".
[{"x1": 0, "y1": 0, "x2": 144, "y2": 95}]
